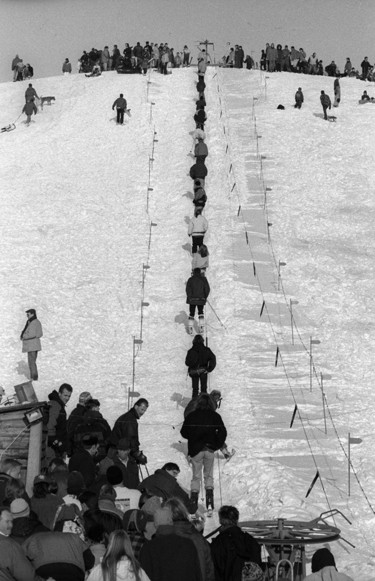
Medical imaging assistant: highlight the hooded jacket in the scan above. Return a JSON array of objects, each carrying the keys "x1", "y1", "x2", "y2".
[
  {"x1": 210, "y1": 525, "x2": 262, "y2": 581},
  {"x1": 185, "y1": 341, "x2": 216, "y2": 373}
]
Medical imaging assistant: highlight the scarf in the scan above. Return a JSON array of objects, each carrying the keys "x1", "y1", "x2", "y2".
[{"x1": 20, "y1": 315, "x2": 36, "y2": 339}]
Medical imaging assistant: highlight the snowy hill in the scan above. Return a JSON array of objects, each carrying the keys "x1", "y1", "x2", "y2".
[{"x1": 1, "y1": 68, "x2": 375, "y2": 578}]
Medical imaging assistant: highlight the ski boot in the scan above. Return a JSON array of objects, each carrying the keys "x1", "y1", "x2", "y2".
[
  {"x1": 188, "y1": 316, "x2": 194, "y2": 334},
  {"x1": 206, "y1": 488, "x2": 214, "y2": 516},
  {"x1": 198, "y1": 314, "x2": 205, "y2": 333},
  {"x1": 190, "y1": 491, "x2": 199, "y2": 514}
]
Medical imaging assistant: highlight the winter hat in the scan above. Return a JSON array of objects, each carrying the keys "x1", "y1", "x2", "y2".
[
  {"x1": 79, "y1": 391, "x2": 92, "y2": 404},
  {"x1": 33, "y1": 473, "x2": 51, "y2": 484},
  {"x1": 117, "y1": 438, "x2": 131, "y2": 451},
  {"x1": 67, "y1": 471, "x2": 85, "y2": 495},
  {"x1": 98, "y1": 499, "x2": 124, "y2": 519},
  {"x1": 123, "y1": 509, "x2": 148, "y2": 533},
  {"x1": 106, "y1": 465, "x2": 123, "y2": 486},
  {"x1": 141, "y1": 496, "x2": 162, "y2": 519},
  {"x1": 10, "y1": 498, "x2": 30, "y2": 518},
  {"x1": 193, "y1": 334, "x2": 204, "y2": 345},
  {"x1": 311, "y1": 548, "x2": 336, "y2": 573}
]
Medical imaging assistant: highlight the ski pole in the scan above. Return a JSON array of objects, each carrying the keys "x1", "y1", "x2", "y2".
[
  {"x1": 138, "y1": 465, "x2": 144, "y2": 480},
  {"x1": 207, "y1": 299, "x2": 227, "y2": 329}
]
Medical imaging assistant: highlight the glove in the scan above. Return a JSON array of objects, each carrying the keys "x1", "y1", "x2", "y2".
[
  {"x1": 48, "y1": 437, "x2": 63, "y2": 452},
  {"x1": 134, "y1": 450, "x2": 148, "y2": 465}
]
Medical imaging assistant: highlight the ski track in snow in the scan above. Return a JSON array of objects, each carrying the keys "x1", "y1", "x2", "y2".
[{"x1": 1, "y1": 69, "x2": 375, "y2": 577}]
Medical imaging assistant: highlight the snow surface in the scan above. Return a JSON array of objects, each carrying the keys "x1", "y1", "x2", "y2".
[{"x1": 1, "y1": 67, "x2": 375, "y2": 578}]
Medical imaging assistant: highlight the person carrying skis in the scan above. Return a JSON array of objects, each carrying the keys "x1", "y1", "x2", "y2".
[
  {"x1": 112, "y1": 93, "x2": 128, "y2": 124},
  {"x1": 320, "y1": 90, "x2": 331, "y2": 120}
]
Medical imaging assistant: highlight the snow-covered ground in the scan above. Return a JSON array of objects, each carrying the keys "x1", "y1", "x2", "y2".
[{"x1": 1, "y1": 67, "x2": 374, "y2": 578}]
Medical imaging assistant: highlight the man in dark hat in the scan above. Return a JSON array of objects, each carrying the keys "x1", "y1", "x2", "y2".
[{"x1": 20, "y1": 308, "x2": 43, "y2": 380}]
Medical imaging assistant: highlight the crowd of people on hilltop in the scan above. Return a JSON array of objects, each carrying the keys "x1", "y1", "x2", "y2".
[
  {"x1": 11, "y1": 54, "x2": 34, "y2": 82},
  {"x1": 76, "y1": 42, "x2": 194, "y2": 76},
  {"x1": 259, "y1": 43, "x2": 375, "y2": 80}
]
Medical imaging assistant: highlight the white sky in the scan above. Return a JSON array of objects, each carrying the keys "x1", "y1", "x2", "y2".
[{"x1": 1, "y1": 0, "x2": 375, "y2": 82}]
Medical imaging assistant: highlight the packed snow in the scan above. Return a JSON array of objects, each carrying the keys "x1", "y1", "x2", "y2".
[{"x1": 0, "y1": 66, "x2": 375, "y2": 578}]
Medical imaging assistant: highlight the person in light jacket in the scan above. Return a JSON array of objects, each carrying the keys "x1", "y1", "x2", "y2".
[
  {"x1": 303, "y1": 548, "x2": 354, "y2": 581},
  {"x1": 20, "y1": 308, "x2": 43, "y2": 380},
  {"x1": 188, "y1": 208, "x2": 208, "y2": 254}
]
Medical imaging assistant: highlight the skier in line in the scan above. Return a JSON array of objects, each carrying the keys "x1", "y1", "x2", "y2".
[
  {"x1": 180, "y1": 393, "x2": 226, "y2": 513},
  {"x1": 320, "y1": 90, "x2": 332, "y2": 120},
  {"x1": 188, "y1": 207, "x2": 208, "y2": 254},
  {"x1": 20, "y1": 308, "x2": 43, "y2": 379},
  {"x1": 112, "y1": 93, "x2": 128, "y2": 124},
  {"x1": 186, "y1": 268, "x2": 210, "y2": 333},
  {"x1": 185, "y1": 334, "x2": 216, "y2": 398}
]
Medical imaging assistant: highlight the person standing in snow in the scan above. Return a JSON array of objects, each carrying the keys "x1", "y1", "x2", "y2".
[
  {"x1": 20, "y1": 308, "x2": 43, "y2": 380},
  {"x1": 320, "y1": 90, "x2": 331, "y2": 120},
  {"x1": 188, "y1": 207, "x2": 208, "y2": 253},
  {"x1": 186, "y1": 269, "x2": 210, "y2": 332},
  {"x1": 110, "y1": 399, "x2": 149, "y2": 465},
  {"x1": 185, "y1": 335, "x2": 216, "y2": 398},
  {"x1": 24, "y1": 83, "x2": 39, "y2": 102},
  {"x1": 112, "y1": 93, "x2": 128, "y2": 124},
  {"x1": 12, "y1": 54, "x2": 22, "y2": 81},
  {"x1": 333, "y1": 78, "x2": 341, "y2": 107},
  {"x1": 62, "y1": 58, "x2": 72, "y2": 74},
  {"x1": 180, "y1": 393, "x2": 226, "y2": 512},
  {"x1": 210, "y1": 505, "x2": 263, "y2": 581},
  {"x1": 294, "y1": 87, "x2": 304, "y2": 109},
  {"x1": 47, "y1": 383, "x2": 73, "y2": 459},
  {"x1": 22, "y1": 98, "x2": 38, "y2": 125}
]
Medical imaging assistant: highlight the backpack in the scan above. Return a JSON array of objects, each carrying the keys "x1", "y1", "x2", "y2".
[{"x1": 52, "y1": 502, "x2": 85, "y2": 540}]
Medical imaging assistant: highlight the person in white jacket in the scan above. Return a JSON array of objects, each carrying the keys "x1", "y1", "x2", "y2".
[
  {"x1": 20, "y1": 308, "x2": 43, "y2": 381},
  {"x1": 188, "y1": 208, "x2": 208, "y2": 254},
  {"x1": 87, "y1": 529, "x2": 150, "y2": 581},
  {"x1": 303, "y1": 548, "x2": 354, "y2": 581}
]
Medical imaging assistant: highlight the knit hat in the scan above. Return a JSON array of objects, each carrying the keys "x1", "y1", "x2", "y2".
[
  {"x1": 311, "y1": 548, "x2": 336, "y2": 573},
  {"x1": 106, "y1": 465, "x2": 123, "y2": 486},
  {"x1": 10, "y1": 498, "x2": 30, "y2": 518},
  {"x1": 210, "y1": 389, "x2": 222, "y2": 399},
  {"x1": 123, "y1": 509, "x2": 148, "y2": 533},
  {"x1": 67, "y1": 471, "x2": 85, "y2": 495},
  {"x1": 79, "y1": 391, "x2": 92, "y2": 404},
  {"x1": 117, "y1": 438, "x2": 131, "y2": 451},
  {"x1": 33, "y1": 473, "x2": 51, "y2": 484}
]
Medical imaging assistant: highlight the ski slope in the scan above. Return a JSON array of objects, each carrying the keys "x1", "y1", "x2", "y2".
[{"x1": 1, "y1": 68, "x2": 375, "y2": 578}]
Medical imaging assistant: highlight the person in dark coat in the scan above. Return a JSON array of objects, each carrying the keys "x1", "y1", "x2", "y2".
[
  {"x1": 24, "y1": 83, "x2": 39, "y2": 103},
  {"x1": 67, "y1": 391, "x2": 93, "y2": 453},
  {"x1": 189, "y1": 161, "x2": 208, "y2": 184},
  {"x1": 361, "y1": 56, "x2": 372, "y2": 80},
  {"x1": 110, "y1": 399, "x2": 149, "y2": 464},
  {"x1": 320, "y1": 90, "x2": 332, "y2": 120},
  {"x1": 140, "y1": 518, "x2": 202, "y2": 581},
  {"x1": 47, "y1": 383, "x2": 73, "y2": 458},
  {"x1": 294, "y1": 87, "x2": 304, "y2": 109},
  {"x1": 185, "y1": 334, "x2": 216, "y2": 398},
  {"x1": 193, "y1": 187, "x2": 207, "y2": 210},
  {"x1": 186, "y1": 269, "x2": 210, "y2": 332},
  {"x1": 180, "y1": 394, "x2": 227, "y2": 512},
  {"x1": 70, "y1": 400, "x2": 111, "y2": 460},
  {"x1": 196, "y1": 77, "x2": 206, "y2": 98},
  {"x1": 138, "y1": 463, "x2": 190, "y2": 507},
  {"x1": 112, "y1": 93, "x2": 128, "y2": 124},
  {"x1": 69, "y1": 435, "x2": 99, "y2": 489},
  {"x1": 95, "y1": 438, "x2": 140, "y2": 492},
  {"x1": 194, "y1": 107, "x2": 207, "y2": 130},
  {"x1": 210, "y1": 505, "x2": 262, "y2": 581},
  {"x1": 0, "y1": 507, "x2": 39, "y2": 581}
]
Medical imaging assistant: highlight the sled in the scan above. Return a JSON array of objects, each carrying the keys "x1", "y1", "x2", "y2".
[{"x1": 1, "y1": 123, "x2": 16, "y2": 133}]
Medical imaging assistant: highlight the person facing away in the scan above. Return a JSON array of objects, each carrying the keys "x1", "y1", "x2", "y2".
[
  {"x1": 303, "y1": 548, "x2": 354, "y2": 581},
  {"x1": 180, "y1": 394, "x2": 226, "y2": 512},
  {"x1": 188, "y1": 207, "x2": 208, "y2": 253},
  {"x1": 186, "y1": 268, "x2": 210, "y2": 323},
  {"x1": 294, "y1": 87, "x2": 304, "y2": 109},
  {"x1": 22, "y1": 98, "x2": 38, "y2": 125},
  {"x1": 24, "y1": 83, "x2": 39, "y2": 102},
  {"x1": 210, "y1": 505, "x2": 263, "y2": 581},
  {"x1": 138, "y1": 462, "x2": 190, "y2": 507},
  {"x1": 112, "y1": 93, "x2": 128, "y2": 124},
  {"x1": 62, "y1": 58, "x2": 72, "y2": 73},
  {"x1": 20, "y1": 308, "x2": 43, "y2": 380},
  {"x1": 320, "y1": 90, "x2": 331, "y2": 120},
  {"x1": 185, "y1": 334, "x2": 216, "y2": 398},
  {"x1": 192, "y1": 243, "x2": 209, "y2": 273}
]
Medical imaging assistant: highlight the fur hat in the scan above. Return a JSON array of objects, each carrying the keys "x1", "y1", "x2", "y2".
[
  {"x1": 10, "y1": 498, "x2": 30, "y2": 518},
  {"x1": 79, "y1": 391, "x2": 92, "y2": 404},
  {"x1": 123, "y1": 509, "x2": 148, "y2": 533}
]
